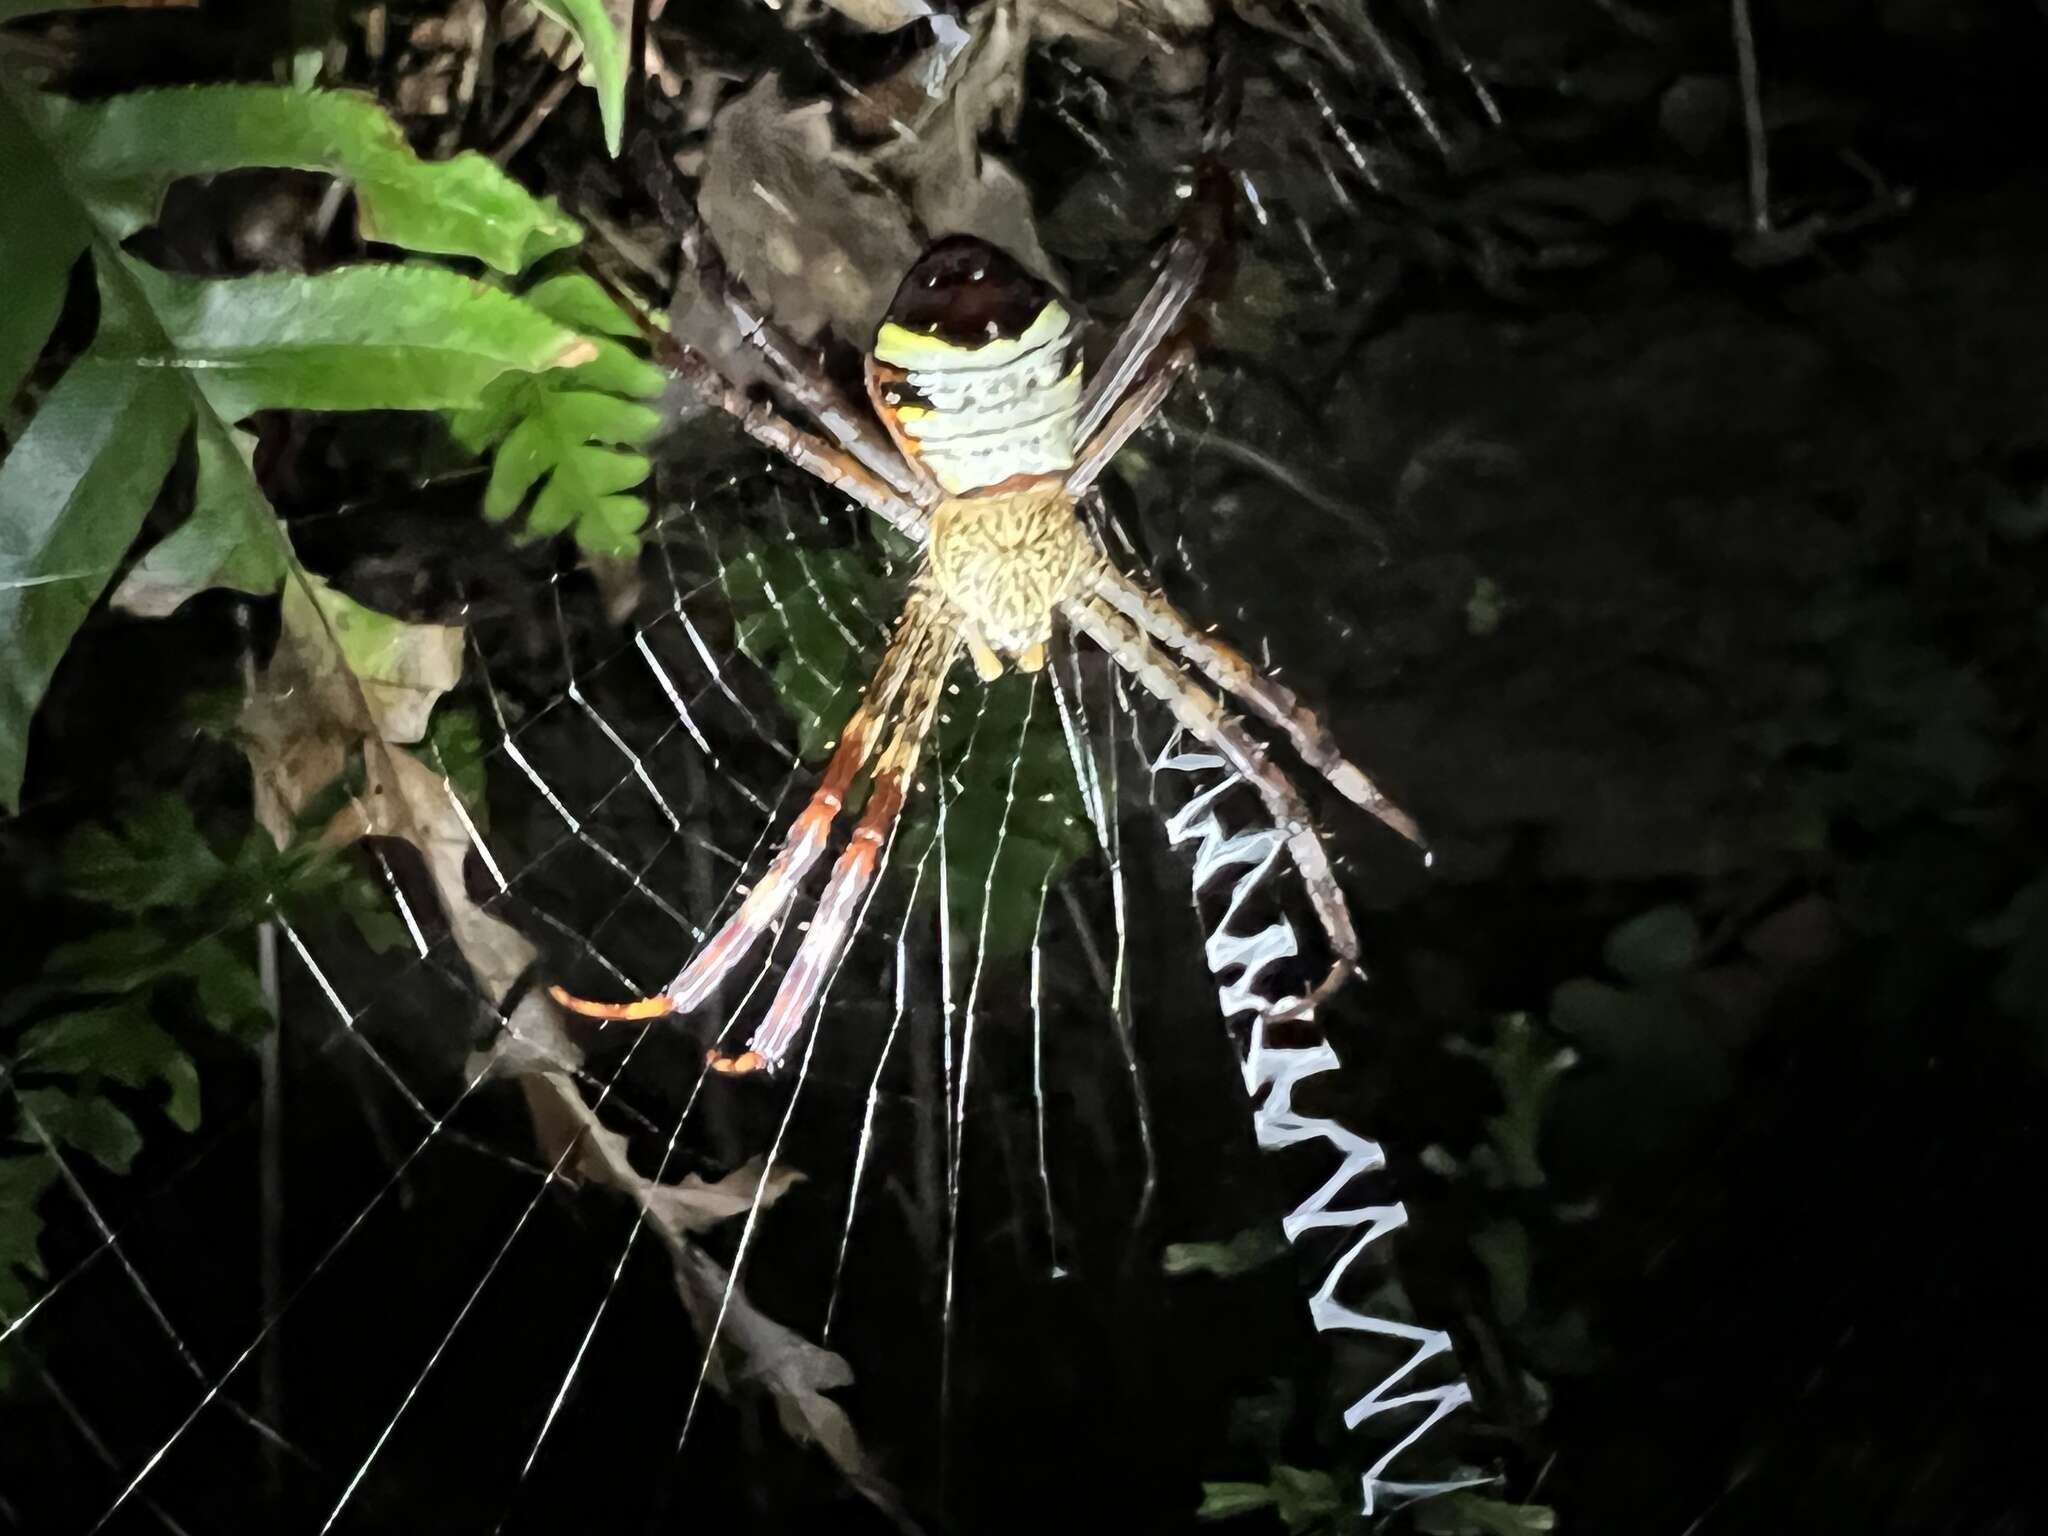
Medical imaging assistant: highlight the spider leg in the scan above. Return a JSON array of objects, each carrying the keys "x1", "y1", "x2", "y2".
[
  {"x1": 1065, "y1": 596, "x2": 1359, "y2": 1020},
  {"x1": 1065, "y1": 342, "x2": 1196, "y2": 498},
  {"x1": 550, "y1": 584, "x2": 943, "y2": 1024},
  {"x1": 1087, "y1": 566, "x2": 1424, "y2": 848},
  {"x1": 1074, "y1": 239, "x2": 1212, "y2": 452},
  {"x1": 1072, "y1": 32, "x2": 1242, "y2": 445},
  {"x1": 714, "y1": 284, "x2": 943, "y2": 511},
  {"x1": 582, "y1": 262, "x2": 929, "y2": 542},
  {"x1": 673, "y1": 223, "x2": 940, "y2": 508},
  {"x1": 713, "y1": 615, "x2": 959, "y2": 1075}
]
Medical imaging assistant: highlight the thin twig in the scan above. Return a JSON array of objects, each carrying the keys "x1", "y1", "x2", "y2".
[{"x1": 1731, "y1": 0, "x2": 1771, "y2": 236}]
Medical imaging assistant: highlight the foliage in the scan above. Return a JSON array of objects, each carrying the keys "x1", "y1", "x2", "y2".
[
  {"x1": 449, "y1": 273, "x2": 666, "y2": 559},
  {"x1": 0, "y1": 73, "x2": 644, "y2": 813},
  {"x1": 1162, "y1": 1223, "x2": 1291, "y2": 1279},
  {"x1": 526, "y1": 0, "x2": 629, "y2": 157},
  {"x1": 719, "y1": 538, "x2": 1095, "y2": 959},
  {"x1": 0, "y1": 797, "x2": 394, "y2": 1385}
]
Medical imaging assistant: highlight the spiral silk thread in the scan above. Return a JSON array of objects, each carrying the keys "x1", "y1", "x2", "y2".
[{"x1": 1154, "y1": 744, "x2": 1479, "y2": 1513}]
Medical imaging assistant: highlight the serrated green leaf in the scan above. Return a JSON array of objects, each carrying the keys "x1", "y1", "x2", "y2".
[
  {"x1": 0, "y1": 1155, "x2": 58, "y2": 1329},
  {"x1": 0, "y1": 349, "x2": 190, "y2": 813},
  {"x1": 170, "y1": 935, "x2": 269, "y2": 1040},
  {"x1": 111, "y1": 423, "x2": 288, "y2": 616},
  {"x1": 476, "y1": 385, "x2": 655, "y2": 553},
  {"x1": 18, "y1": 1001, "x2": 202, "y2": 1133},
  {"x1": 107, "y1": 260, "x2": 593, "y2": 420},
  {"x1": 45, "y1": 85, "x2": 579, "y2": 273},
  {"x1": 16, "y1": 1087, "x2": 144, "y2": 1174},
  {"x1": 529, "y1": 0, "x2": 628, "y2": 156},
  {"x1": 61, "y1": 797, "x2": 223, "y2": 911},
  {"x1": 42, "y1": 927, "x2": 176, "y2": 991}
]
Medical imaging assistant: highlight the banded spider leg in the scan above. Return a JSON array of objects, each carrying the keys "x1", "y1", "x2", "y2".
[
  {"x1": 1060, "y1": 340, "x2": 1423, "y2": 1019},
  {"x1": 1065, "y1": 597, "x2": 1363, "y2": 1019},
  {"x1": 549, "y1": 585, "x2": 957, "y2": 1071}
]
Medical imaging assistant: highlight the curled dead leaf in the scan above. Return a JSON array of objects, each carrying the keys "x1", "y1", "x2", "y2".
[
  {"x1": 697, "y1": 74, "x2": 920, "y2": 346},
  {"x1": 241, "y1": 566, "x2": 462, "y2": 846},
  {"x1": 806, "y1": 0, "x2": 936, "y2": 32}
]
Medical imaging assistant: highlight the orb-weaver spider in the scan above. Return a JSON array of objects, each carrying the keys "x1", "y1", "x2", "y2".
[{"x1": 553, "y1": 144, "x2": 1423, "y2": 1074}]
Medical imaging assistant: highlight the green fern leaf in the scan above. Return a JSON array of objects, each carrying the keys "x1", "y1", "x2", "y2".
[
  {"x1": 43, "y1": 84, "x2": 580, "y2": 273},
  {"x1": 454, "y1": 274, "x2": 665, "y2": 558}
]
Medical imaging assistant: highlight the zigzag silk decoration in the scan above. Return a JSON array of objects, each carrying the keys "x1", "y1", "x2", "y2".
[{"x1": 1153, "y1": 742, "x2": 1479, "y2": 1513}]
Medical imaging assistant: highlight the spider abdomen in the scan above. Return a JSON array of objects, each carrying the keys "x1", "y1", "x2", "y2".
[
  {"x1": 865, "y1": 236, "x2": 1084, "y2": 496},
  {"x1": 929, "y1": 484, "x2": 1095, "y2": 666}
]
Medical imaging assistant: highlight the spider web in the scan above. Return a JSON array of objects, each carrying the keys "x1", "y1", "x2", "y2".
[{"x1": 0, "y1": 37, "x2": 1487, "y2": 1536}]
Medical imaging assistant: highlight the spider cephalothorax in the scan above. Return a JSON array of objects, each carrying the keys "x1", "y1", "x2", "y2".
[{"x1": 556, "y1": 179, "x2": 1424, "y2": 1075}]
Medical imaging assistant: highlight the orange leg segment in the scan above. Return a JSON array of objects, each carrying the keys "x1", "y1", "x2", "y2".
[
  {"x1": 550, "y1": 589, "x2": 944, "y2": 1028},
  {"x1": 711, "y1": 633, "x2": 956, "y2": 1075}
]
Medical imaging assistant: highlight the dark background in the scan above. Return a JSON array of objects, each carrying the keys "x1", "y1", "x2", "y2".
[{"x1": 4, "y1": 1, "x2": 2047, "y2": 1532}]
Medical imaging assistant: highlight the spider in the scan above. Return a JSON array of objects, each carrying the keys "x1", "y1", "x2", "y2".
[{"x1": 553, "y1": 158, "x2": 1423, "y2": 1075}]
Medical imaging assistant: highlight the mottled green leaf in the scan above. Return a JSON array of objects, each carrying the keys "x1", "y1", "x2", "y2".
[
  {"x1": 420, "y1": 706, "x2": 490, "y2": 832},
  {"x1": 16, "y1": 1087, "x2": 144, "y2": 1174},
  {"x1": 61, "y1": 797, "x2": 223, "y2": 911},
  {"x1": 46, "y1": 85, "x2": 579, "y2": 272},
  {"x1": 529, "y1": 0, "x2": 628, "y2": 156},
  {"x1": 0, "y1": 349, "x2": 190, "y2": 812},
  {"x1": 109, "y1": 260, "x2": 593, "y2": 420},
  {"x1": 0, "y1": 1156, "x2": 58, "y2": 1322},
  {"x1": 18, "y1": 1001, "x2": 202, "y2": 1133},
  {"x1": 111, "y1": 423, "x2": 288, "y2": 616},
  {"x1": 170, "y1": 935, "x2": 269, "y2": 1039}
]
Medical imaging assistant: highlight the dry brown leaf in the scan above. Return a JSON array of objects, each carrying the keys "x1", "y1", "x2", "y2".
[
  {"x1": 697, "y1": 74, "x2": 920, "y2": 346},
  {"x1": 241, "y1": 569, "x2": 459, "y2": 846},
  {"x1": 869, "y1": 2, "x2": 1060, "y2": 283},
  {"x1": 670, "y1": 1243, "x2": 920, "y2": 1532},
  {"x1": 237, "y1": 564, "x2": 907, "y2": 1524},
  {"x1": 909, "y1": 151, "x2": 1057, "y2": 283},
  {"x1": 501, "y1": 1064, "x2": 918, "y2": 1530},
  {"x1": 338, "y1": 742, "x2": 544, "y2": 998},
  {"x1": 806, "y1": 0, "x2": 938, "y2": 32},
  {"x1": 1026, "y1": 0, "x2": 1212, "y2": 83}
]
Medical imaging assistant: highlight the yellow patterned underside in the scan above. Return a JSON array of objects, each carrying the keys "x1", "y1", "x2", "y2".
[{"x1": 928, "y1": 484, "x2": 1096, "y2": 675}]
